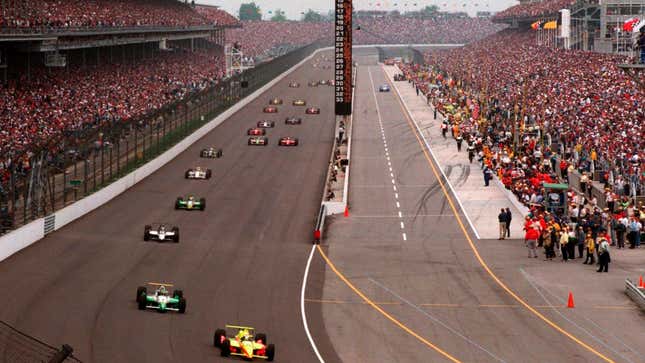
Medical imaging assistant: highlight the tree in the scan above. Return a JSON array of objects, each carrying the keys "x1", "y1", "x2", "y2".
[
  {"x1": 420, "y1": 5, "x2": 439, "y2": 18},
  {"x1": 303, "y1": 9, "x2": 323, "y2": 22},
  {"x1": 239, "y1": 2, "x2": 261, "y2": 21},
  {"x1": 270, "y1": 9, "x2": 287, "y2": 22}
]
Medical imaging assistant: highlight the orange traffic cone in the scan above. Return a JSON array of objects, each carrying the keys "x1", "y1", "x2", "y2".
[
  {"x1": 639, "y1": 276, "x2": 644, "y2": 288},
  {"x1": 567, "y1": 292, "x2": 575, "y2": 308},
  {"x1": 343, "y1": 205, "x2": 349, "y2": 217}
]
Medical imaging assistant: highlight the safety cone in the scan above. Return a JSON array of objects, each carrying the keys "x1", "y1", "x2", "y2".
[
  {"x1": 639, "y1": 276, "x2": 644, "y2": 288},
  {"x1": 567, "y1": 292, "x2": 575, "y2": 309},
  {"x1": 343, "y1": 205, "x2": 349, "y2": 217}
]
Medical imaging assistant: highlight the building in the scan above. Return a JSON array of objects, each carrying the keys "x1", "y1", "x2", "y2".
[{"x1": 595, "y1": 0, "x2": 645, "y2": 54}]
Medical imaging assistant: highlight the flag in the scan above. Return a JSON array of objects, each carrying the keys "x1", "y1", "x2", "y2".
[
  {"x1": 531, "y1": 21, "x2": 541, "y2": 30},
  {"x1": 543, "y1": 20, "x2": 557, "y2": 30},
  {"x1": 633, "y1": 19, "x2": 645, "y2": 33},
  {"x1": 623, "y1": 17, "x2": 640, "y2": 32}
]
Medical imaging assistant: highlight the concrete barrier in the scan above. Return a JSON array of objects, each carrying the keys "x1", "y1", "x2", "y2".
[
  {"x1": 0, "y1": 46, "x2": 330, "y2": 263},
  {"x1": 625, "y1": 278, "x2": 645, "y2": 311}
]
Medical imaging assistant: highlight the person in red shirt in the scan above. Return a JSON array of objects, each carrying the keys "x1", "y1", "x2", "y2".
[{"x1": 525, "y1": 221, "x2": 540, "y2": 258}]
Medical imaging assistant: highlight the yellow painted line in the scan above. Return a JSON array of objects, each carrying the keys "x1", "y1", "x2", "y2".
[
  {"x1": 383, "y1": 67, "x2": 616, "y2": 363},
  {"x1": 316, "y1": 245, "x2": 462, "y2": 363}
]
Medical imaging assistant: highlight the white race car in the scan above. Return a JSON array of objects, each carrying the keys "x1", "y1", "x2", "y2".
[
  {"x1": 185, "y1": 167, "x2": 212, "y2": 179},
  {"x1": 144, "y1": 223, "x2": 179, "y2": 243}
]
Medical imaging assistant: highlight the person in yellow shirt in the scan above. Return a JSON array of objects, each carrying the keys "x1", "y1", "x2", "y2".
[
  {"x1": 559, "y1": 226, "x2": 570, "y2": 261},
  {"x1": 583, "y1": 233, "x2": 595, "y2": 265}
]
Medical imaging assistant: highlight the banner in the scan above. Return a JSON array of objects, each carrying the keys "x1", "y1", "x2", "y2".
[{"x1": 335, "y1": 0, "x2": 353, "y2": 116}]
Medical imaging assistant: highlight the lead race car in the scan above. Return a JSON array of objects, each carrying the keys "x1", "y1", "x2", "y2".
[
  {"x1": 278, "y1": 136, "x2": 299, "y2": 146},
  {"x1": 248, "y1": 136, "x2": 268, "y2": 146},
  {"x1": 136, "y1": 283, "x2": 186, "y2": 313},
  {"x1": 305, "y1": 107, "x2": 320, "y2": 115},
  {"x1": 214, "y1": 325, "x2": 275, "y2": 361},
  {"x1": 185, "y1": 167, "x2": 212, "y2": 179},
  {"x1": 144, "y1": 223, "x2": 179, "y2": 242},
  {"x1": 257, "y1": 120, "x2": 275, "y2": 128},
  {"x1": 285, "y1": 117, "x2": 302, "y2": 125},
  {"x1": 200, "y1": 147, "x2": 222, "y2": 158},
  {"x1": 175, "y1": 195, "x2": 205, "y2": 211}
]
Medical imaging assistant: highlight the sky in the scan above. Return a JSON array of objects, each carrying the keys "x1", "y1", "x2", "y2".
[{"x1": 196, "y1": 0, "x2": 519, "y2": 20}]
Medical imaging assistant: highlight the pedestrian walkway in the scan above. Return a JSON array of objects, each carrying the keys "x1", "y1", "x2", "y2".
[{"x1": 382, "y1": 64, "x2": 528, "y2": 240}]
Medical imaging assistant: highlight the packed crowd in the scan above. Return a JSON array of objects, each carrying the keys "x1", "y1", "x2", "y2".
[
  {"x1": 398, "y1": 29, "x2": 643, "y2": 225},
  {"x1": 493, "y1": 0, "x2": 576, "y2": 21},
  {"x1": 353, "y1": 17, "x2": 506, "y2": 44},
  {"x1": 1, "y1": 0, "x2": 213, "y2": 29},
  {"x1": 0, "y1": 47, "x2": 225, "y2": 186},
  {"x1": 195, "y1": 6, "x2": 241, "y2": 27}
]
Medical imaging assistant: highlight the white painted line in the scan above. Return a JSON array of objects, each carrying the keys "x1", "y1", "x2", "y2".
[
  {"x1": 398, "y1": 211, "x2": 402, "y2": 218},
  {"x1": 400, "y1": 221, "x2": 405, "y2": 229},
  {"x1": 391, "y1": 179, "x2": 396, "y2": 184},
  {"x1": 389, "y1": 167, "x2": 393, "y2": 172},
  {"x1": 390, "y1": 172, "x2": 394, "y2": 178},
  {"x1": 402, "y1": 233, "x2": 407, "y2": 241},
  {"x1": 395, "y1": 193, "x2": 399, "y2": 199},
  {"x1": 387, "y1": 161, "x2": 391, "y2": 166},
  {"x1": 393, "y1": 185, "x2": 397, "y2": 191},
  {"x1": 301, "y1": 245, "x2": 325, "y2": 363},
  {"x1": 387, "y1": 68, "x2": 481, "y2": 240},
  {"x1": 396, "y1": 201, "x2": 401, "y2": 208}
]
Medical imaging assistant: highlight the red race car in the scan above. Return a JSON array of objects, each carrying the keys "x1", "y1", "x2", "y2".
[
  {"x1": 257, "y1": 120, "x2": 275, "y2": 128},
  {"x1": 278, "y1": 137, "x2": 299, "y2": 146},
  {"x1": 285, "y1": 117, "x2": 302, "y2": 125},
  {"x1": 247, "y1": 128, "x2": 266, "y2": 136},
  {"x1": 263, "y1": 106, "x2": 278, "y2": 113},
  {"x1": 305, "y1": 107, "x2": 320, "y2": 115}
]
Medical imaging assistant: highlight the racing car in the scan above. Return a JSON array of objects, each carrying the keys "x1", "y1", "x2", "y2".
[
  {"x1": 308, "y1": 81, "x2": 318, "y2": 87},
  {"x1": 247, "y1": 127, "x2": 266, "y2": 136},
  {"x1": 269, "y1": 98, "x2": 283, "y2": 105},
  {"x1": 175, "y1": 195, "x2": 205, "y2": 211},
  {"x1": 136, "y1": 283, "x2": 186, "y2": 313},
  {"x1": 185, "y1": 167, "x2": 212, "y2": 179},
  {"x1": 379, "y1": 84, "x2": 390, "y2": 92},
  {"x1": 278, "y1": 137, "x2": 299, "y2": 146},
  {"x1": 305, "y1": 107, "x2": 320, "y2": 115},
  {"x1": 214, "y1": 325, "x2": 275, "y2": 361},
  {"x1": 263, "y1": 106, "x2": 278, "y2": 113},
  {"x1": 200, "y1": 147, "x2": 222, "y2": 158},
  {"x1": 144, "y1": 223, "x2": 179, "y2": 242},
  {"x1": 248, "y1": 136, "x2": 269, "y2": 146},
  {"x1": 257, "y1": 120, "x2": 275, "y2": 128},
  {"x1": 319, "y1": 80, "x2": 329, "y2": 85},
  {"x1": 288, "y1": 82, "x2": 300, "y2": 88},
  {"x1": 292, "y1": 99, "x2": 306, "y2": 106},
  {"x1": 285, "y1": 117, "x2": 302, "y2": 125}
]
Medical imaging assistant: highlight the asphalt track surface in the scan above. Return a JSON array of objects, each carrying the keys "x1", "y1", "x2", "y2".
[
  {"x1": 0, "y1": 53, "x2": 340, "y2": 363},
  {"x1": 313, "y1": 58, "x2": 635, "y2": 363}
]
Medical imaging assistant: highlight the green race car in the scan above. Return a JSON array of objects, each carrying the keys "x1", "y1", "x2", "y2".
[
  {"x1": 214, "y1": 325, "x2": 275, "y2": 361},
  {"x1": 175, "y1": 195, "x2": 205, "y2": 211},
  {"x1": 136, "y1": 283, "x2": 186, "y2": 313}
]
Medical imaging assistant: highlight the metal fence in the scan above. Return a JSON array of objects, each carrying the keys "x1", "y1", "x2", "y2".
[
  {"x1": 0, "y1": 320, "x2": 81, "y2": 363},
  {"x1": 0, "y1": 41, "x2": 326, "y2": 235}
]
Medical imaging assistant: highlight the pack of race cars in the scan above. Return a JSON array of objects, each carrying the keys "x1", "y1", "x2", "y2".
[{"x1": 132, "y1": 74, "x2": 331, "y2": 362}]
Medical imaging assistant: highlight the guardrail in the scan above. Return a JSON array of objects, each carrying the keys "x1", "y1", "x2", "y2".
[
  {"x1": 625, "y1": 278, "x2": 645, "y2": 311},
  {"x1": 0, "y1": 45, "x2": 330, "y2": 263}
]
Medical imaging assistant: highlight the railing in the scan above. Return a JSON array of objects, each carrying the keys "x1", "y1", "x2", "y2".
[
  {"x1": 0, "y1": 320, "x2": 81, "y2": 363},
  {"x1": 0, "y1": 24, "x2": 218, "y2": 36}
]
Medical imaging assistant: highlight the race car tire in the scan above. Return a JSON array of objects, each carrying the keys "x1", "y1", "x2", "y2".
[
  {"x1": 172, "y1": 227, "x2": 179, "y2": 243},
  {"x1": 144, "y1": 225, "x2": 151, "y2": 241},
  {"x1": 136, "y1": 286, "x2": 147, "y2": 301},
  {"x1": 200, "y1": 151, "x2": 206, "y2": 158},
  {"x1": 213, "y1": 329, "x2": 226, "y2": 348},
  {"x1": 178, "y1": 297, "x2": 186, "y2": 313},
  {"x1": 255, "y1": 333, "x2": 267, "y2": 345},
  {"x1": 217, "y1": 150, "x2": 223, "y2": 158},
  {"x1": 205, "y1": 170, "x2": 212, "y2": 179},
  {"x1": 172, "y1": 289, "x2": 183, "y2": 299},
  {"x1": 266, "y1": 344, "x2": 275, "y2": 361},
  {"x1": 199, "y1": 198, "x2": 206, "y2": 211},
  {"x1": 221, "y1": 339, "x2": 231, "y2": 357},
  {"x1": 248, "y1": 139, "x2": 252, "y2": 145},
  {"x1": 294, "y1": 140, "x2": 299, "y2": 146},
  {"x1": 185, "y1": 171, "x2": 190, "y2": 179},
  {"x1": 175, "y1": 197, "x2": 182, "y2": 210}
]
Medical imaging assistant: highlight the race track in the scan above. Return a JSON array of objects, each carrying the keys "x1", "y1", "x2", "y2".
[{"x1": 0, "y1": 52, "x2": 339, "y2": 363}]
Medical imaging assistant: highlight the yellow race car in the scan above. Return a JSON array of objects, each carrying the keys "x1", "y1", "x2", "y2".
[{"x1": 214, "y1": 325, "x2": 275, "y2": 361}]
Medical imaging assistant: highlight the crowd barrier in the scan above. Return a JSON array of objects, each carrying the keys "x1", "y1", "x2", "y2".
[{"x1": 625, "y1": 278, "x2": 645, "y2": 311}]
